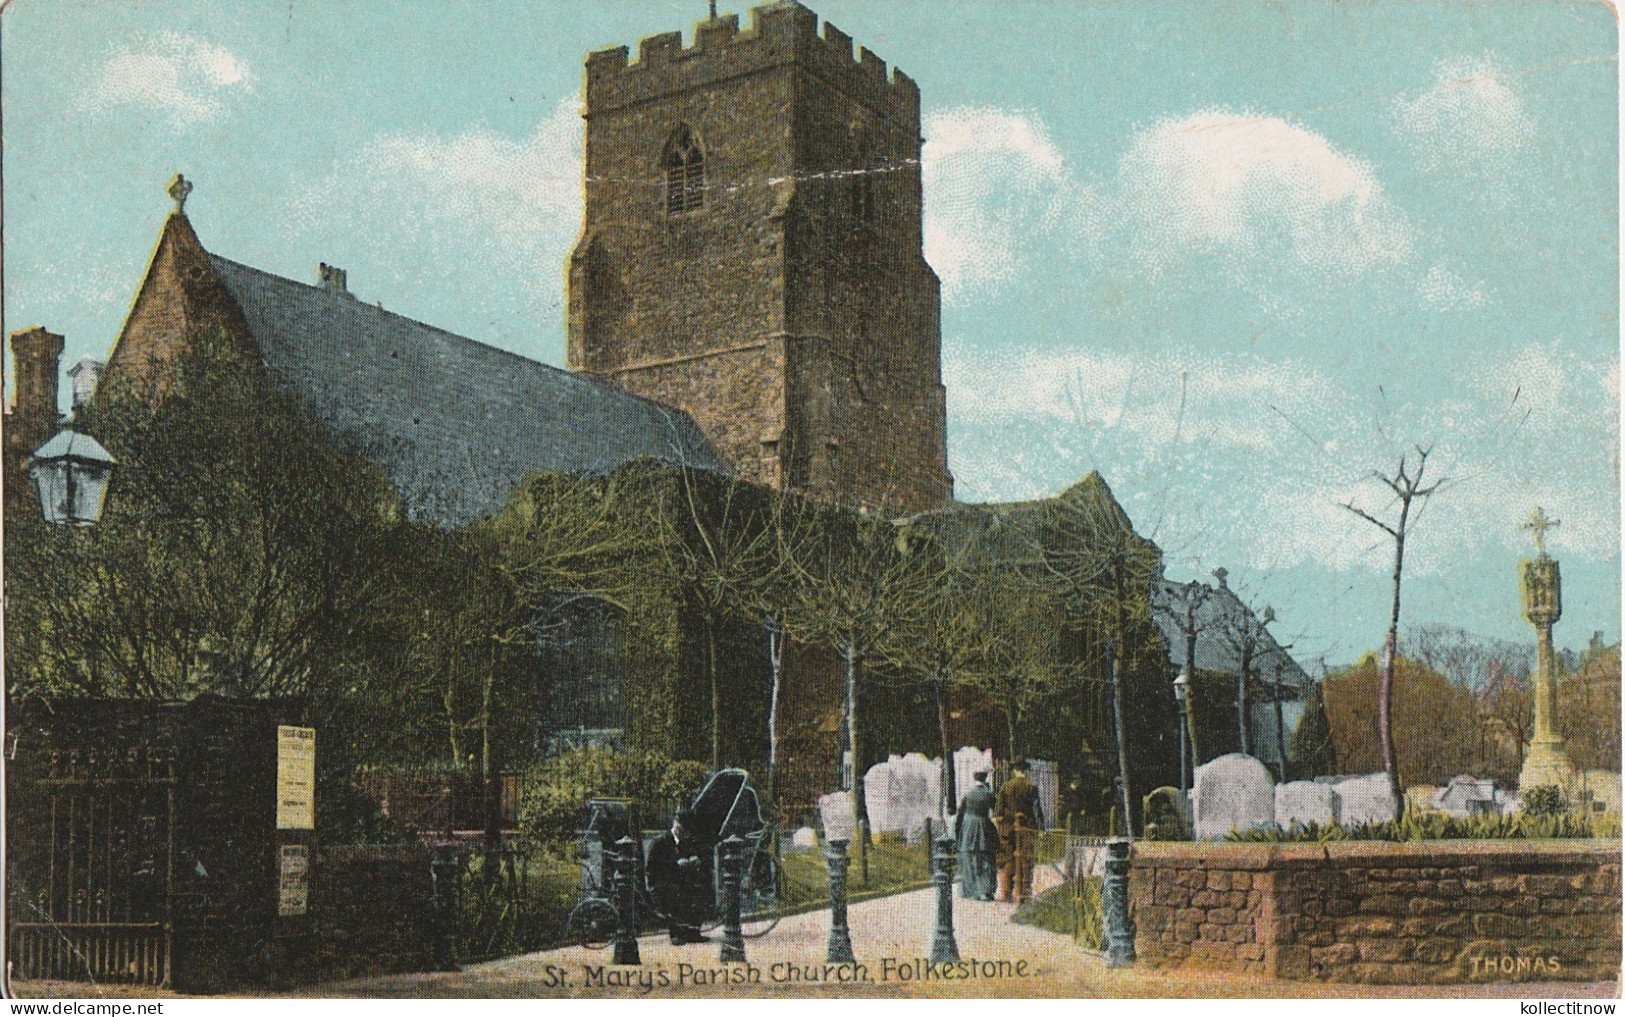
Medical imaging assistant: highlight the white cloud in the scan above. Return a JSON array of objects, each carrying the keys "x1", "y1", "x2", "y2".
[
  {"x1": 922, "y1": 107, "x2": 1076, "y2": 303},
  {"x1": 77, "y1": 33, "x2": 255, "y2": 127},
  {"x1": 1394, "y1": 53, "x2": 1536, "y2": 178},
  {"x1": 287, "y1": 98, "x2": 582, "y2": 345},
  {"x1": 946, "y1": 345, "x2": 1336, "y2": 451},
  {"x1": 922, "y1": 106, "x2": 1416, "y2": 307},
  {"x1": 1419, "y1": 264, "x2": 1488, "y2": 311},
  {"x1": 947, "y1": 339, "x2": 1620, "y2": 573},
  {"x1": 1109, "y1": 111, "x2": 1412, "y2": 280}
]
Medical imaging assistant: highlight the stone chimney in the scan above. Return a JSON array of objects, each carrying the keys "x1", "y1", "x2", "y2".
[
  {"x1": 318, "y1": 262, "x2": 349, "y2": 296},
  {"x1": 8, "y1": 326, "x2": 65, "y2": 457},
  {"x1": 67, "y1": 356, "x2": 105, "y2": 411}
]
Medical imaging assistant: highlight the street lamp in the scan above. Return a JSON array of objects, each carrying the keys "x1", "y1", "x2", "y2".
[
  {"x1": 29, "y1": 429, "x2": 116, "y2": 526},
  {"x1": 1173, "y1": 668, "x2": 1191, "y2": 796}
]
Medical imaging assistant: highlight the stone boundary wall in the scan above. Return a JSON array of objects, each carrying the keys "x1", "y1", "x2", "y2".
[
  {"x1": 304, "y1": 845, "x2": 437, "y2": 985},
  {"x1": 1132, "y1": 840, "x2": 1622, "y2": 985}
]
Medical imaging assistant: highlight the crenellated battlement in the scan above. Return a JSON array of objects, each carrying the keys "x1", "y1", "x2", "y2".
[{"x1": 585, "y1": 2, "x2": 919, "y2": 121}]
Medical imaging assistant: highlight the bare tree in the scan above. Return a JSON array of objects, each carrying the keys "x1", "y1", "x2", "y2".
[
  {"x1": 1219, "y1": 595, "x2": 1275, "y2": 760},
  {"x1": 1031, "y1": 480, "x2": 1162, "y2": 837},
  {"x1": 1341, "y1": 445, "x2": 1445, "y2": 816},
  {"x1": 1154, "y1": 578, "x2": 1215, "y2": 764},
  {"x1": 776, "y1": 501, "x2": 936, "y2": 876},
  {"x1": 653, "y1": 466, "x2": 780, "y2": 771}
]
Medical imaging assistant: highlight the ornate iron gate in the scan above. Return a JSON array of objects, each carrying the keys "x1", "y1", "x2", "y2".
[{"x1": 9, "y1": 746, "x2": 177, "y2": 986}]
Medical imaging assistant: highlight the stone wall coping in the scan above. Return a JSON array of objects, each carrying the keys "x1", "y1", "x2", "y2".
[{"x1": 1134, "y1": 838, "x2": 1622, "y2": 870}]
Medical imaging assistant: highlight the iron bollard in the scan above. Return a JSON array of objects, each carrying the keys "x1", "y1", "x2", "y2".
[
  {"x1": 718, "y1": 835, "x2": 747, "y2": 962},
  {"x1": 428, "y1": 847, "x2": 460, "y2": 971},
  {"x1": 1102, "y1": 837, "x2": 1136, "y2": 967},
  {"x1": 612, "y1": 836, "x2": 642, "y2": 965},
  {"x1": 929, "y1": 833, "x2": 960, "y2": 963},
  {"x1": 823, "y1": 838, "x2": 856, "y2": 964}
]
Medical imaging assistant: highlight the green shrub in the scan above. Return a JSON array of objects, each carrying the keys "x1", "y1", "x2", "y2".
[
  {"x1": 1226, "y1": 809, "x2": 1611, "y2": 842},
  {"x1": 515, "y1": 747, "x2": 709, "y2": 854},
  {"x1": 1521, "y1": 785, "x2": 1568, "y2": 817}
]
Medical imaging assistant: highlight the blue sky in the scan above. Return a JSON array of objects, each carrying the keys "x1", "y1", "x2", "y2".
[{"x1": 3, "y1": 0, "x2": 1618, "y2": 665}]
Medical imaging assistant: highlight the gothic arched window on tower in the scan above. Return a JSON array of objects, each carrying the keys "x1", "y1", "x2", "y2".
[{"x1": 663, "y1": 126, "x2": 706, "y2": 215}]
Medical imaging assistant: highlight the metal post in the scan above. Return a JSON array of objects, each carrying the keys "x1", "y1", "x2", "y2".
[
  {"x1": 929, "y1": 834, "x2": 959, "y2": 963},
  {"x1": 612, "y1": 836, "x2": 641, "y2": 965},
  {"x1": 719, "y1": 836, "x2": 746, "y2": 963},
  {"x1": 1177, "y1": 708, "x2": 1189, "y2": 796},
  {"x1": 1102, "y1": 837, "x2": 1135, "y2": 967},
  {"x1": 429, "y1": 847, "x2": 461, "y2": 971},
  {"x1": 823, "y1": 839, "x2": 856, "y2": 963}
]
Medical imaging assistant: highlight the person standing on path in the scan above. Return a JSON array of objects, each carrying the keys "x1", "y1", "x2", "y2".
[
  {"x1": 995, "y1": 760, "x2": 1044, "y2": 903},
  {"x1": 954, "y1": 770, "x2": 999, "y2": 900}
]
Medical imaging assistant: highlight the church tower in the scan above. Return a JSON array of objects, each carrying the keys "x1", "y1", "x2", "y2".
[{"x1": 567, "y1": 1, "x2": 952, "y2": 511}]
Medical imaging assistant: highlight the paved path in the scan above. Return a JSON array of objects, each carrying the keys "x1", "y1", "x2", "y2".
[
  {"x1": 15, "y1": 868, "x2": 1615, "y2": 999},
  {"x1": 301, "y1": 872, "x2": 1618, "y2": 999}
]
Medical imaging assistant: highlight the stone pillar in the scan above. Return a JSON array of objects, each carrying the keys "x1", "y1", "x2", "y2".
[{"x1": 1518, "y1": 511, "x2": 1574, "y2": 795}]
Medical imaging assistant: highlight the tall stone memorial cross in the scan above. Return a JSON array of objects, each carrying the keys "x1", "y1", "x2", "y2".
[{"x1": 1518, "y1": 505, "x2": 1574, "y2": 793}]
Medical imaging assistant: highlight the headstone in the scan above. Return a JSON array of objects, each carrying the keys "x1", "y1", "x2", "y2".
[
  {"x1": 1433, "y1": 776, "x2": 1497, "y2": 818},
  {"x1": 789, "y1": 826, "x2": 817, "y2": 849},
  {"x1": 1331, "y1": 773, "x2": 1401, "y2": 826},
  {"x1": 1577, "y1": 770, "x2": 1621, "y2": 815},
  {"x1": 1142, "y1": 786, "x2": 1191, "y2": 840},
  {"x1": 1275, "y1": 780, "x2": 1338, "y2": 829},
  {"x1": 1029, "y1": 759, "x2": 1059, "y2": 830},
  {"x1": 952, "y1": 747, "x2": 993, "y2": 812},
  {"x1": 1191, "y1": 753, "x2": 1276, "y2": 841},
  {"x1": 1405, "y1": 785, "x2": 1443, "y2": 816},
  {"x1": 862, "y1": 753, "x2": 942, "y2": 839}
]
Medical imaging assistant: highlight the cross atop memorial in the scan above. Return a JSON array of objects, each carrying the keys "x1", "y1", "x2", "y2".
[{"x1": 1522, "y1": 505, "x2": 1560, "y2": 556}]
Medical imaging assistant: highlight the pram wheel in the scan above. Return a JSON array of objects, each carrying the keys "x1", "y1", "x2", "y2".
[
  {"x1": 568, "y1": 897, "x2": 619, "y2": 949},
  {"x1": 739, "y1": 850, "x2": 784, "y2": 938}
]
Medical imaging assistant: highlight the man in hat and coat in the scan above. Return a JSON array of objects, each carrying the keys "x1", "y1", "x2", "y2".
[
  {"x1": 646, "y1": 805, "x2": 711, "y2": 944},
  {"x1": 954, "y1": 770, "x2": 999, "y2": 900},
  {"x1": 996, "y1": 760, "x2": 1044, "y2": 903}
]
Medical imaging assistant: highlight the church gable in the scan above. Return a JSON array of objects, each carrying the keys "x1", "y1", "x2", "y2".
[
  {"x1": 97, "y1": 206, "x2": 729, "y2": 529},
  {"x1": 101, "y1": 211, "x2": 267, "y2": 407}
]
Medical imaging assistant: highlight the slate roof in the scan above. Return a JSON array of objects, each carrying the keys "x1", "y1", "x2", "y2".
[
  {"x1": 1150, "y1": 579, "x2": 1310, "y2": 690},
  {"x1": 206, "y1": 255, "x2": 728, "y2": 526}
]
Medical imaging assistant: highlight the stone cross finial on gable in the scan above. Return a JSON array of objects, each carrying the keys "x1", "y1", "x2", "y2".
[
  {"x1": 1522, "y1": 505, "x2": 1559, "y2": 555},
  {"x1": 167, "y1": 173, "x2": 193, "y2": 213}
]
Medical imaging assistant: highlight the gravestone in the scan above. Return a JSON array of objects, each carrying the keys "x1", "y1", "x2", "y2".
[
  {"x1": 1275, "y1": 780, "x2": 1338, "y2": 828},
  {"x1": 1332, "y1": 773, "x2": 1401, "y2": 826},
  {"x1": 1029, "y1": 759, "x2": 1059, "y2": 830},
  {"x1": 1434, "y1": 776, "x2": 1499, "y2": 817},
  {"x1": 952, "y1": 747, "x2": 994, "y2": 813},
  {"x1": 1191, "y1": 753, "x2": 1276, "y2": 841},
  {"x1": 1142, "y1": 786, "x2": 1191, "y2": 840},
  {"x1": 862, "y1": 753, "x2": 941, "y2": 839}
]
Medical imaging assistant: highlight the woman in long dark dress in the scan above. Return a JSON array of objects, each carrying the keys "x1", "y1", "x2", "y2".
[{"x1": 954, "y1": 770, "x2": 999, "y2": 901}]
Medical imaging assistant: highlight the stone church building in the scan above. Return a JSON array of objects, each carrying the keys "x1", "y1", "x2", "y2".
[
  {"x1": 569, "y1": 0, "x2": 953, "y2": 512},
  {"x1": 4, "y1": 1, "x2": 957, "y2": 797}
]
